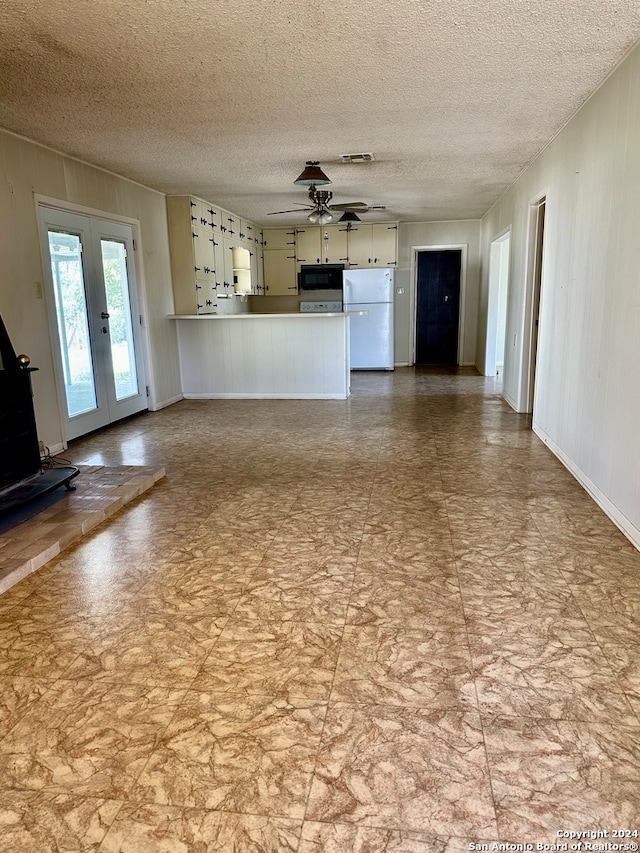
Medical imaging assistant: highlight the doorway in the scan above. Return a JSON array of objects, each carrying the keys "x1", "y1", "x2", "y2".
[
  {"x1": 415, "y1": 249, "x2": 462, "y2": 365},
  {"x1": 39, "y1": 207, "x2": 147, "y2": 441},
  {"x1": 485, "y1": 231, "x2": 511, "y2": 378},
  {"x1": 526, "y1": 198, "x2": 546, "y2": 415}
]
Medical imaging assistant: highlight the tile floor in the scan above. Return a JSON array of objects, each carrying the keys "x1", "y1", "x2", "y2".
[{"x1": 0, "y1": 368, "x2": 638, "y2": 852}]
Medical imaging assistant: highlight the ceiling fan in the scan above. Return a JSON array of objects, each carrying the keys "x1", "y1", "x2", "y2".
[{"x1": 267, "y1": 161, "x2": 384, "y2": 223}]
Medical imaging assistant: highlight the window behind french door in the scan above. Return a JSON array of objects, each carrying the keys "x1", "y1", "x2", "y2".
[{"x1": 39, "y1": 207, "x2": 147, "y2": 441}]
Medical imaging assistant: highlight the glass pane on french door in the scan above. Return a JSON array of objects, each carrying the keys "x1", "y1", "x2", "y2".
[
  {"x1": 47, "y1": 231, "x2": 98, "y2": 418},
  {"x1": 100, "y1": 239, "x2": 139, "y2": 401}
]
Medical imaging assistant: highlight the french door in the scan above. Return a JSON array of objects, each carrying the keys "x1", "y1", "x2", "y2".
[{"x1": 39, "y1": 207, "x2": 147, "y2": 441}]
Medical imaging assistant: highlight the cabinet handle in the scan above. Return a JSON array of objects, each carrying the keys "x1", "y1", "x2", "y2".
[
  {"x1": 239, "y1": 232, "x2": 245, "y2": 239},
  {"x1": 208, "y1": 208, "x2": 215, "y2": 216},
  {"x1": 374, "y1": 258, "x2": 378, "y2": 263},
  {"x1": 287, "y1": 255, "x2": 296, "y2": 260},
  {"x1": 190, "y1": 201, "x2": 196, "y2": 208},
  {"x1": 206, "y1": 299, "x2": 213, "y2": 306},
  {"x1": 387, "y1": 225, "x2": 398, "y2": 230},
  {"x1": 209, "y1": 238, "x2": 218, "y2": 245},
  {"x1": 192, "y1": 232, "x2": 198, "y2": 238},
  {"x1": 339, "y1": 257, "x2": 348, "y2": 261},
  {"x1": 221, "y1": 226, "x2": 227, "y2": 233},
  {"x1": 288, "y1": 286, "x2": 297, "y2": 290},
  {"x1": 368, "y1": 258, "x2": 372, "y2": 264},
  {"x1": 194, "y1": 266, "x2": 201, "y2": 272},
  {"x1": 191, "y1": 216, "x2": 197, "y2": 223},
  {"x1": 200, "y1": 217, "x2": 208, "y2": 226}
]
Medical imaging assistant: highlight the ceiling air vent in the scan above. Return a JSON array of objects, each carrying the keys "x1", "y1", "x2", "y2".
[{"x1": 339, "y1": 153, "x2": 375, "y2": 163}]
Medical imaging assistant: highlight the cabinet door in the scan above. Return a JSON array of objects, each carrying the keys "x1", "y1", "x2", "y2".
[
  {"x1": 323, "y1": 225, "x2": 349, "y2": 264},
  {"x1": 372, "y1": 224, "x2": 398, "y2": 267},
  {"x1": 295, "y1": 227, "x2": 322, "y2": 265},
  {"x1": 218, "y1": 209, "x2": 237, "y2": 240},
  {"x1": 263, "y1": 228, "x2": 296, "y2": 251},
  {"x1": 263, "y1": 250, "x2": 298, "y2": 294},
  {"x1": 213, "y1": 238, "x2": 233, "y2": 294},
  {"x1": 346, "y1": 224, "x2": 372, "y2": 267},
  {"x1": 239, "y1": 220, "x2": 258, "y2": 245},
  {"x1": 251, "y1": 247, "x2": 264, "y2": 294},
  {"x1": 193, "y1": 226, "x2": 215, "y2": 282}
]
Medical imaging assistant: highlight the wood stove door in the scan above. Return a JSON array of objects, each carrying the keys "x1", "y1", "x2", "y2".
[{"x1": 39, "y1": 208, "x2": 147, "y2": 441}]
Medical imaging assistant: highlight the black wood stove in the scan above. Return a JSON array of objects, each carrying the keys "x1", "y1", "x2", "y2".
[{"x1": 0, "y1": 314, "x2": 79, "y2": 516}]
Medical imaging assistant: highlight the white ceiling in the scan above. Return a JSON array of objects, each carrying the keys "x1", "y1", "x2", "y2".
[{"x1": 1, "y1": 1, "x2": 639, "y2": 225}]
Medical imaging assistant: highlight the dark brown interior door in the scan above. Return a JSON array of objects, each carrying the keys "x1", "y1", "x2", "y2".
[{"x1": 415, "y1": 249, "x2": 461, "y2": 365}]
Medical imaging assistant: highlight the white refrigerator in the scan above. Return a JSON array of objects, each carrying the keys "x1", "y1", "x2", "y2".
[{"x1": 343, "y1": 268, "x2": 395, "y2": 370}]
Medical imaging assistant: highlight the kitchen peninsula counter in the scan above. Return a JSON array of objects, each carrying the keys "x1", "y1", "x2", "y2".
[{"x1": 168, "y1": 311, "x2": 364, "y2": 399}]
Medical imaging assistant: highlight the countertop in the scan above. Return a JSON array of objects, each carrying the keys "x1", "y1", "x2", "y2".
[{"x1": 168, "y1": 311, "x2": 367, "y2": 319}]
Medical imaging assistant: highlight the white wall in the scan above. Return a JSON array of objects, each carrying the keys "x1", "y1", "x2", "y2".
[
  {"x1": 478, "y1": 43, "x2": 640, "y2": 546},
  {"x1": 0, "y1": 129, "x2": 181, "y2": 449},
  {"x1": 396, "y1": 220, "x2": 481, "y2": 365}
]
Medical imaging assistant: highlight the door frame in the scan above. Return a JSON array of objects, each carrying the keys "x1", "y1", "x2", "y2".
[
  {"x1": 34, "y1": 194, "x2": 153, "y2": 447},
  {"x1": 484, "y1": 226, "x2": 511, "y2": 378},
  {"x1": 518, "y1": 190, "x2": 548, "y2": 414},
  {"x1": 409, "y1": 244, "x2": 467, "y2": 366}
]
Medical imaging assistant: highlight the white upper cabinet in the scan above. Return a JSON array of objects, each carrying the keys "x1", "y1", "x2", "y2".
[
  {"x1": 346, "y1": 223, "x2": 398, "y2": 268},
  {"x1": 321, "y1": 225, "x2": 349, "y2": 265},
  {"x1": 167, "y1": 196, "x2": 262, "y2": 312},
  {"x1": 295, "y1": 227, "x2": 322, "y2": 265},
  {"x1": 263, "y1": 227, "x2": 297, "y2": 251}
]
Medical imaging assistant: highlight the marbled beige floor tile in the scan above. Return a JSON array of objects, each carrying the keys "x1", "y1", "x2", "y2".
[
  {"x1": 483, "y1": 716, "x2": 640, "y2": 836},
  {"x1": 363, "y1": 506, "x2": 450, "y2": 536},
  {"x1": 192, "y1": 620, "x2": 342, "y2": 699},
  {"x1": 596, "y1": 637, "x2": 640, "y2": 722},
  {"x1": 568, "y1": 580, "x2": 639, "y2": 629},
  {"x1": 265, "y1": 536, "x2": 362, "y2": 562},
  {"x1": 298, "y1": 821, "x2": 469, "y2": 853},
  {"x1": 331, "y1": 625, "x2": 475, "y2": 709},
  {"x1": 460, "y1": 583, "x2": 580, "y2": 631},
  {"x1": 0, "y1": 680, "x2": 185, "y2": 798},
  {"x1": 469, "y1": 634, "x2": 637, "y2": 723},
  {"x1": 232, "y1": 569, "x2": 353, "y2": 623},
  {"x1": 0, "y1": 675, "x2": 52, "y2": 739},
  {"x1": 132, "y1": 692, "x2": 326, "y2": 817},
  {"x1": 346, "y1": 571, "x2": 465, "y2": 628},
  {"x1": 134, "y1": 570, "x2": 248, "y2": 617},
  {"x1": 358, "y1": 532, "x2": 455, "y2": 565},
  {"x1": 179, "y1": 530, "x2": 276, "y2": 565},
  {"x1": 259, "y1": 550, "x2": 359, "y2": 576},
  {"x1": 306, "y1": 703, "x2": 497, "y2": 837},
  {"x1": 0, "y1": 611, "x2": 104, "y2": 678},
  {"x1": 61, "y1": 612, "x2": 227, "y2": 687},
  {"x1": 0, "y1": 791, "x2": 121, "y2": 853},
  {"x1": 99, "y1": 804, "x2": 301, "y2": 853}
]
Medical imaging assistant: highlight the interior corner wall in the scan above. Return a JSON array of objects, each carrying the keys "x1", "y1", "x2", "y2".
[
  {"x1": 396, "y1": 220, "x2": 481, "y2": 365},
  {"x1": 478, "y1": 42, "x2": 640, "y2": 547},
  {"x1": 0, "y1": 129, "x2": 181, "y2": 450}
]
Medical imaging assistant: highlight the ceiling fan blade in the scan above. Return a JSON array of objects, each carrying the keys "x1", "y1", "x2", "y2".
[
  {"x1": 329, "y1": 201, "x2": 369, "y2": 211},
  {"x1": 267, "y1": 208, "x2": 312, "y2": 215}
]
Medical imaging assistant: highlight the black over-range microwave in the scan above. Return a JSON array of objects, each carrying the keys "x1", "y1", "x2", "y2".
[{"x1": 298, "y1": 264, "x2": 344, "y2": 291}]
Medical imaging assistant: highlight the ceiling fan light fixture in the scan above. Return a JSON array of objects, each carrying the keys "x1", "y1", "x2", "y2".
[
  {"x1": 317, "y1": 210, "x2": 333, "y2": 225},
  {"x1": 307, "y1": 210, "x2": 320, "y2": 223},
  {"x1": 294, "y1": 161, "x2": 332, "y2": 186},
  {"x1": 338, "y1": 211, "x2": 361, "y2": 222}
]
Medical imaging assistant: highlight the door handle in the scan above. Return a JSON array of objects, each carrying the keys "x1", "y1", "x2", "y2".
[
  {"x1": 101, "y1": 312, "x2": 110, "y2": 319},
  {"x1": 444, "y1": 295, "x2": 449, "y2": 302}
]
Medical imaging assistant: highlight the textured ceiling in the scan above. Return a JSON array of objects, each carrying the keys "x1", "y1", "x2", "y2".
[{"x1": 1, "y1": 0, "x2": 639, "y2": 225}]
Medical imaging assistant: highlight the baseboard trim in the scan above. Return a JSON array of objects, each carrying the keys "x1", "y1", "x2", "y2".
[
  {"x1": 532, "y1": 422, "x2": 640, "y2": 551},
  {"x1": 150, "y1": 393, "x2": 184, "y2": 411},
  {"x1": 182, "y1": 392, "x2": 348, "y2": 400}
]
